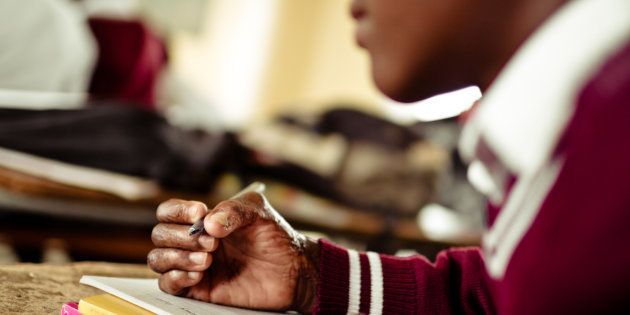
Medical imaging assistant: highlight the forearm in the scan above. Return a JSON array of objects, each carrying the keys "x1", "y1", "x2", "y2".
[{"x1": 311, "y1": 239, "x2": 495, "y2": 315}]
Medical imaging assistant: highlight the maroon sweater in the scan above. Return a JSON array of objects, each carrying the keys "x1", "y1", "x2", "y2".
[{"x1": 313, "y1": 1, "x2": 630, "y2": 314}]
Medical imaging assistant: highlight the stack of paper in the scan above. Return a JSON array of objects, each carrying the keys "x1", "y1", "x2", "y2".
[{"x1": 78, "y1": 276, "x2": 281, "y2": 315}]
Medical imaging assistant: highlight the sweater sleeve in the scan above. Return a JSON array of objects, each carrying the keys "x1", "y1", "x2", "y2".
[{"x1": 313, "y1": 239, "x2": 495, "y2": 315}]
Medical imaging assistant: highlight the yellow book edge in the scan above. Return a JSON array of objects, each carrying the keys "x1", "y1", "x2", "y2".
[{"x1": 78, "y1": 293, "x2": 155, "y2": 315}]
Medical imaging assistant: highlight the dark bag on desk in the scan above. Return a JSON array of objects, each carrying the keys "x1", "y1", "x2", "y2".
[{"x1": 0, "y1": 105, "x2": 238, "y2": 192}]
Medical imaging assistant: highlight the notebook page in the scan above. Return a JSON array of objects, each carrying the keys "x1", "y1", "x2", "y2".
[{"x1": 80, "y1": 276, "x2": 280, "y2": 315}]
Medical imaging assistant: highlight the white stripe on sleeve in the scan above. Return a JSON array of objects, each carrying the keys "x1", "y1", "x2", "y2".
[
  {"x1": 367, "y1": 252, "x2": 383, "y2": 315},
  {"x1": 347, "y1": 249, "x2": 361, "y2": 315}
]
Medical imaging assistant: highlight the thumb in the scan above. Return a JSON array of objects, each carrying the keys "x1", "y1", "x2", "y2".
[{"x1": 203, "y1": 193, "x2": 262, "y2": 238}]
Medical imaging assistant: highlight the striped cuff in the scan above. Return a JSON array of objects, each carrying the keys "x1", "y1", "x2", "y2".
[{"x1": 315, "y1": 239, "x2": 417, "y2": 315}]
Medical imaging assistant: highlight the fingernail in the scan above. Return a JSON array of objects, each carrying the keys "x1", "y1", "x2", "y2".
[
  {"x1": 190, "y1": 252, "x2": 207, "y2": 264},
  {"x1": 171, "y1": 270, "x2": 185, "y2": 279},
  {"x1": 198, "y1": 235, "x2": 215, "y2": 249},
  {"x1": 212, "y1": 211, "x2": 230, "y2": 228},
  {"x1": 188, "y1": 271, "x2": 202, "y2": 280}
]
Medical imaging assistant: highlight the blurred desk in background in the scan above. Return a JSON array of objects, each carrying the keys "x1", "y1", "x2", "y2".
[
  {"x1": 0, "y1": 164, "x2": 173, "y2": 263},
  {"x1": 0, "y1": 163, "x2": 480, "y2": 263}
]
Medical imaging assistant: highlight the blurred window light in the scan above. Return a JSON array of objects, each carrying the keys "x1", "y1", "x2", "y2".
[
  {"x1": 383, "y1": 86, "x2": 482, "y2": 124},
  {"x1": 418, "y1": 203, "x2": 463, "y2": 240},
  {"x1": 417, "y1": 202, "x2": 483, "y2": 244},
  {"x1": 172, "y1": 0, "x2": 278, "y2": 129}
]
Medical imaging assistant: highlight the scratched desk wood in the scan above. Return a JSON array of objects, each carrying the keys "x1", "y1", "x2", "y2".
[{"x1": 0, "y1": 262, "x2": 157, "y2": 314}]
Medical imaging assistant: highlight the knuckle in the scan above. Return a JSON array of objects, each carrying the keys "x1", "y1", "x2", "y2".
[
  {"x1": 157, "y1": 200, "x2": 207, "y2": 223},
  {"x1": 214, "y1": 199, "x2": 239, "y2": 212},
  {"x1": 152, "y1": 224, "x2": 202, "y2": 251},
  {"x1": 166, "y1": 205, "x2": 186, "y2": 222},
  {"x1": 186, "y1": 201, "x2": 208, "y2": 220},
  {"x1": 157, "y1": 199, "x2": 179, "y2": 215},
  {"x1": 151, "y1": 225, "x2": 165, "y2": 245},
  {"x1": 147, "y1": 249, "x2": 163, "y2": 271},
  {"x1": 168, "y1": 248, "x2": 184, "y2": 261},
  {"x1": 167, "y1": 270, "x2": 185, "y2": 286},
  {"x1": 158, "y1": 275, "x2": 174, "y2": 294},
  {"x1": 242, "y1": 191, "x2": 264, "y2": 205}
]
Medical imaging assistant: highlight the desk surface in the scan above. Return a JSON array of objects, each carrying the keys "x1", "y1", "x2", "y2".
[{"x1": 0, "y1": 262, "x2": 156, "y2": 314}]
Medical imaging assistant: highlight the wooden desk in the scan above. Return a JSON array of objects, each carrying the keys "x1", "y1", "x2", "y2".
[{"x1": 0, "y1": 262, "x2": 156, "y2": 314}]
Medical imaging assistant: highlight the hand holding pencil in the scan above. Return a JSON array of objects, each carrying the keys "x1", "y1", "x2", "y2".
[{"x1": 147, "y1": 182, "x2": 319, "y2": 313}]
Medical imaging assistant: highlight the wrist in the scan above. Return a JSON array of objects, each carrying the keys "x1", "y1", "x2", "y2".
[{"x1": 292, "y1": 237, "x2": 320, "y2": 314}]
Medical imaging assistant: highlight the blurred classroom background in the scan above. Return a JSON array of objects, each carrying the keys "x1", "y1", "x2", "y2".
[{"x1": 0, "y1": 0, "x2": 484, "y2": 265}]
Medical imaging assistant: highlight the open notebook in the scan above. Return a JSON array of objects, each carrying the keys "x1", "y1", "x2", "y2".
[{"x1": 80, "y1": 276, "x2": 282, "y2": 315}]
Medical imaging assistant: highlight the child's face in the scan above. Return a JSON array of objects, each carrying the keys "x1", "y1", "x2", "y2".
[{"x1": 351, "y1": 0, "x2": 493, "y2": 102}]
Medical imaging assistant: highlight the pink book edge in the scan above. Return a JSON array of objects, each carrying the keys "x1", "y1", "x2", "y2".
[{"x1": 60, "y1": 301, "x2": 81, "y2": 315}]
